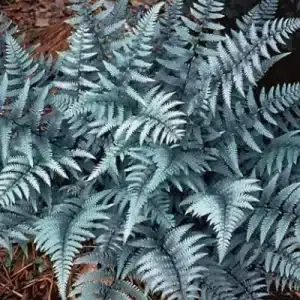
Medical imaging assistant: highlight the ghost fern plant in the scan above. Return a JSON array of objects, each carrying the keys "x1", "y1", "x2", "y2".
[{"x1": 1, "y1": 0, "x2": 300, "y2": 299}]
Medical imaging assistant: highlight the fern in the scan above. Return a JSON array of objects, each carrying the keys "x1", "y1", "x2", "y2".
[{"x1": 2, "y1": 0, "x2": 300, "y2": 299}]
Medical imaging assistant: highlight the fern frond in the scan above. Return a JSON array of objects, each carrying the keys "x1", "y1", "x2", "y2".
[
  {"x1": 144, "y1": 192, "x2": 175, "y2": 229},
  {"x1": 255, "y1": 131, "x2": 300, "y2": 175},
  {"x1": 71, "y1": 268, "x2": 147, "y2": 300},
  {"x1": 181, "y1": 0, "x2": 225, "y2": 44},
  {"x1": 0, "y1": 155, "x2": 53, "y2": 207},
  {"x1": 5, "y1": 35, "x2": 45, "y2": 96},
  {"x1": 0, "y1": 202, "x2": 37, "y2": 257},
  {"x1": 263, "y1": 235, "x2": 300, "y2": 291},
  {"x1": 182, "y1": 179, "x2": 261, "y2": 262},
  {"x1": 208, "y1": 18, "x2": 300, "y2": 109},
  {"x1": 115, "y1": 90, "x2": 186, "y2": 144},
  {"x1": 34, "y1": 191, "x2": 111, "y2": 300},
  {"x1": 88, "y1": 142, "x2": 128, "y2": 181},
  {"x1": 75, "y1": 201, "x2": 126, "y2": 267},
  {"x1": 247, "y1": 174, "x2": 300, "y2": 248},
  {"x1": 257, "y1": 83, "x2": 300, "y2": 130},
  {"x1": 123, "y1": 161, "x2": 154, "y2": 242},
  {"x1": 54, "y1": 23, "x2": 99, "y2": 118},
  {"x1": 237, "y1": 0, "x2": 279, "y2": 34},
  {"x1": 135, "y1": 225, "x2": 207, "y2": 300},
  {"x1": 203, "y1": 237, "x2": 268, "y2": 300}
]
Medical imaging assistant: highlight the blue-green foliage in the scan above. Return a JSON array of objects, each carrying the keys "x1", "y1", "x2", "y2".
[{"x1": 2, "y1": 0, "x2": 300, "y2": 299}]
